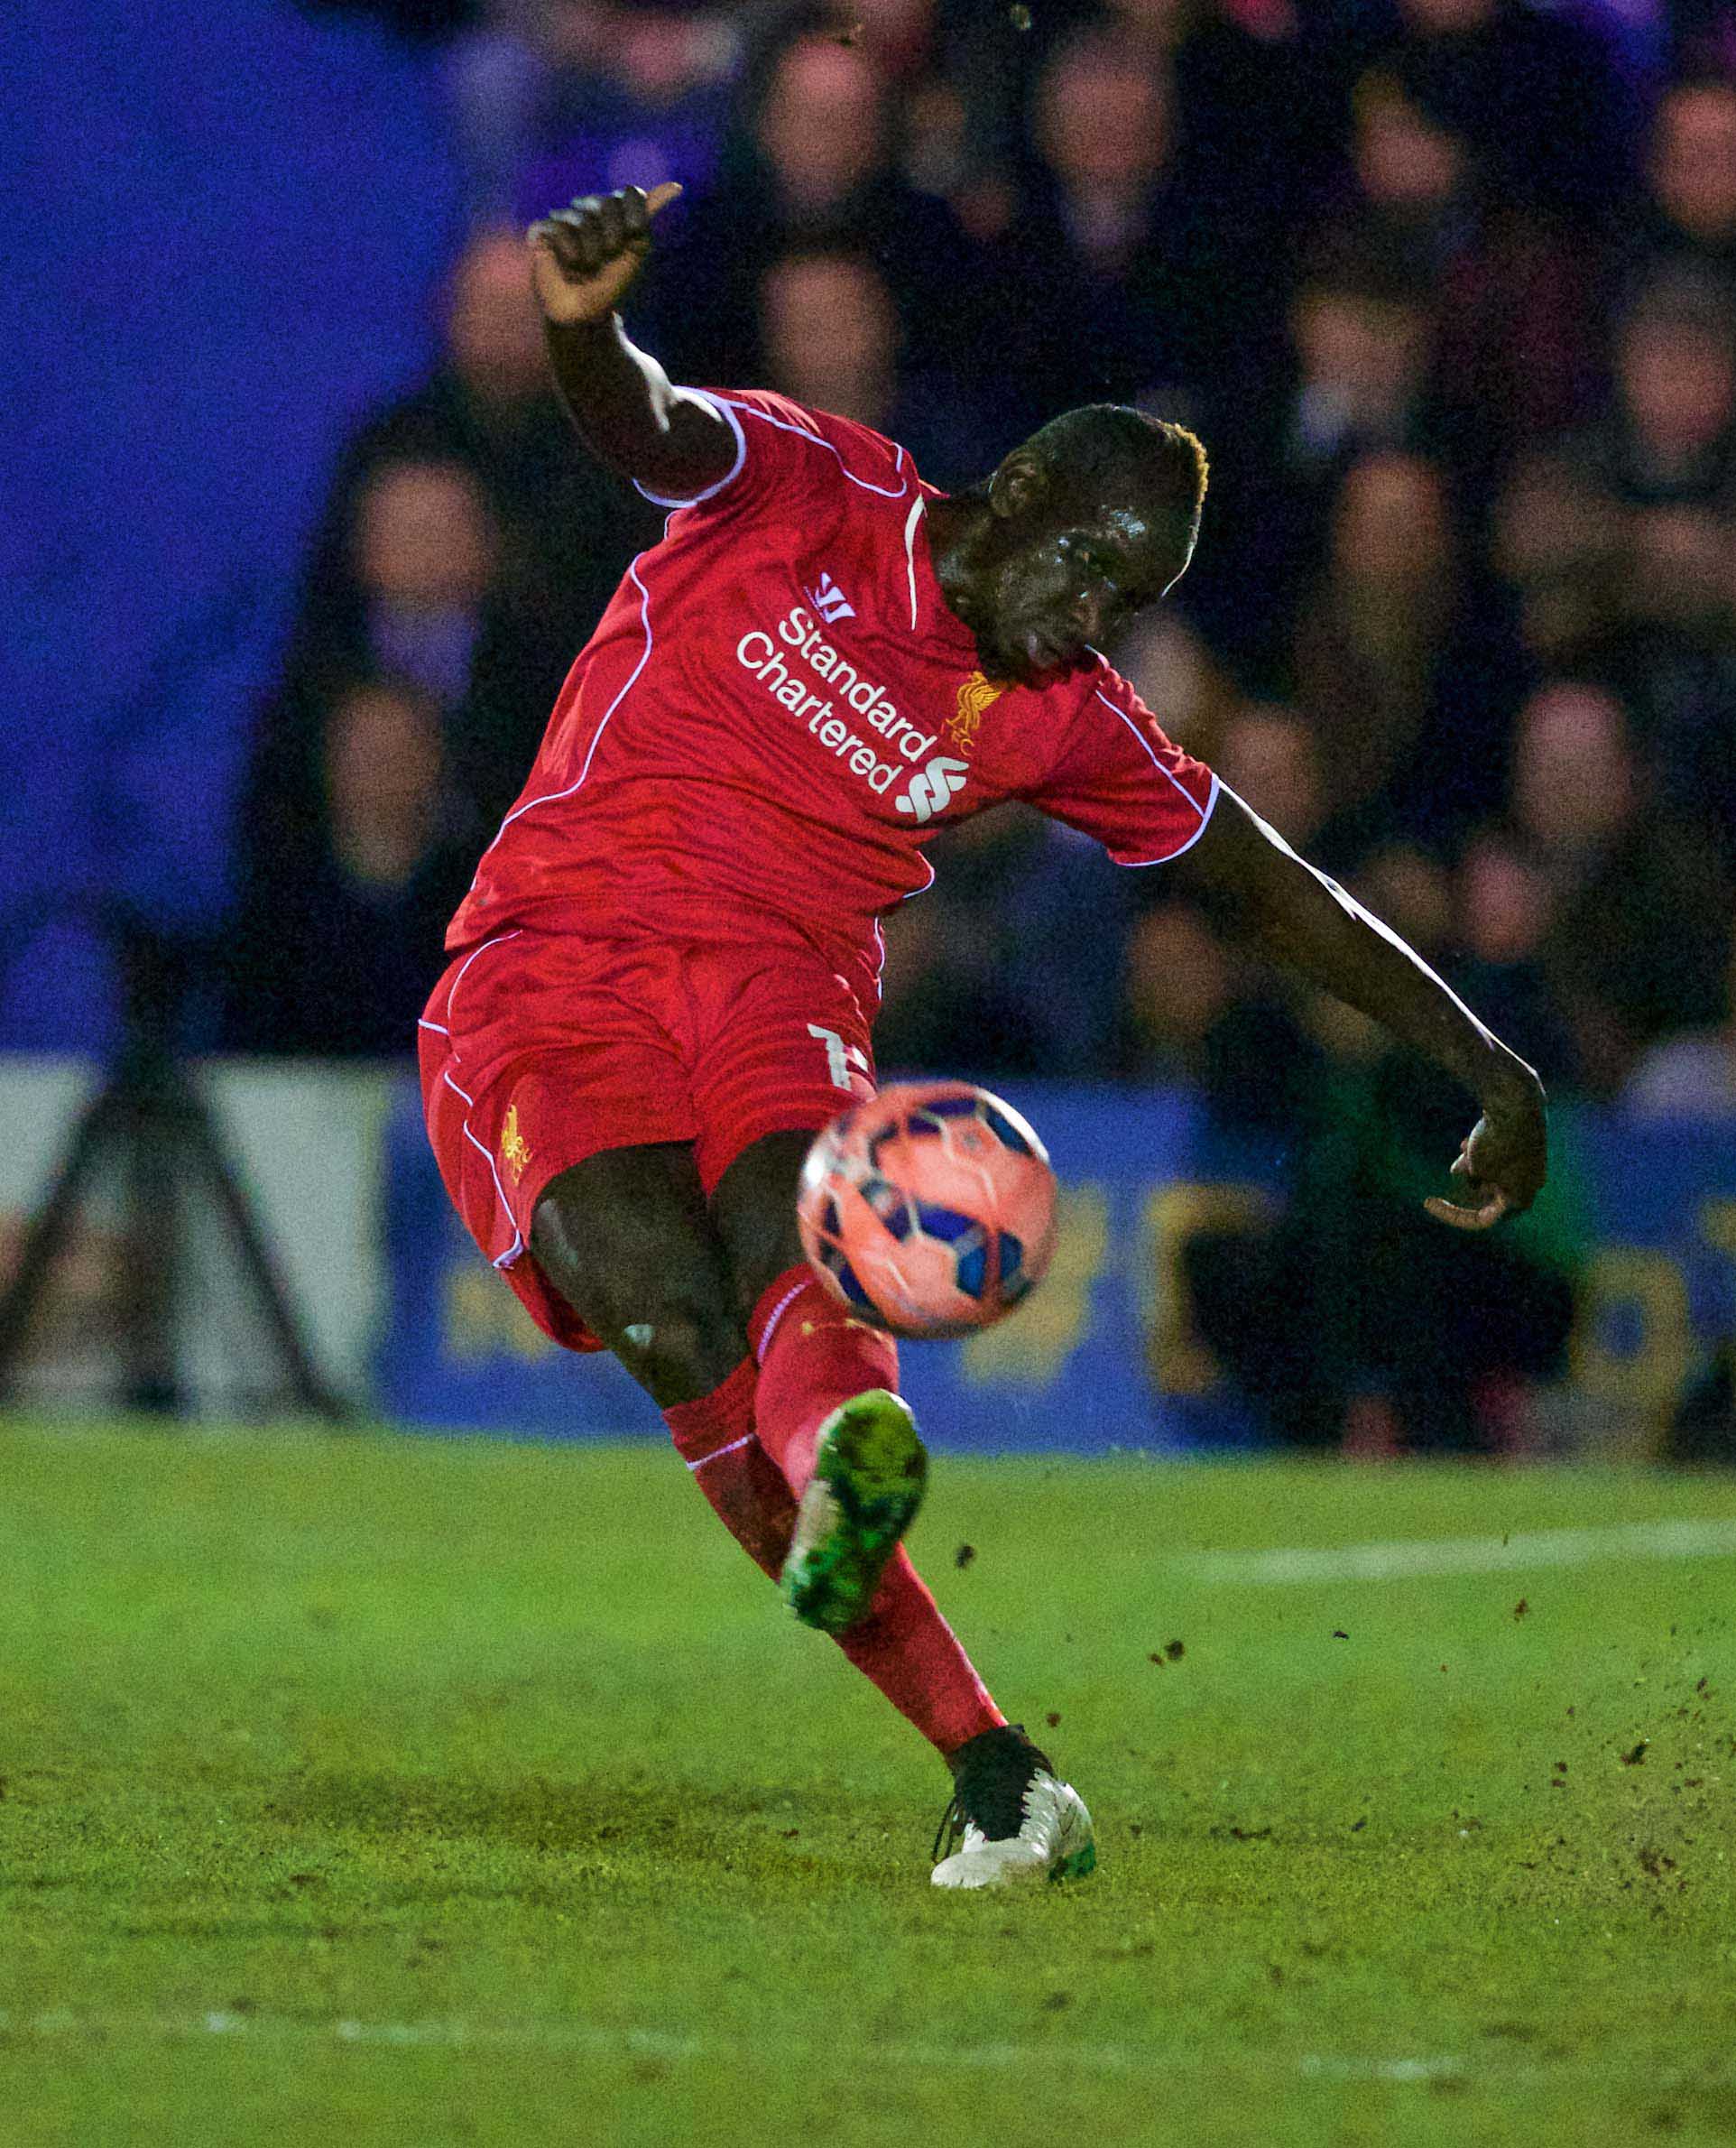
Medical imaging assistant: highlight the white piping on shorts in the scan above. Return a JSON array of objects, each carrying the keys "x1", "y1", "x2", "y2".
[
  {"x1": 435, "y1": 928, "x2": 528, "y2": 1269},
  {"x1": 461, "y1": 1123, "x2": 525, "y2": 1268}
]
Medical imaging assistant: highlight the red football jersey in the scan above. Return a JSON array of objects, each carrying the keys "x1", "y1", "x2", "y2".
[{"x1": 448, "y1": 389, "x2": 1219, "y2": 1014}]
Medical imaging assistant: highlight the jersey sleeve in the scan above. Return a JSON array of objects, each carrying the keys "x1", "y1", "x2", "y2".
[
  {"x1": 1021, "y1": 662, "x2": 1220, "y2": 866},
  {"x1": 634, "y1": 388, "x2": 910, "y2": 519}
]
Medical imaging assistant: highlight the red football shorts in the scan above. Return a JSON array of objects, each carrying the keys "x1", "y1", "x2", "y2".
[{"x1": 419, "y1": 925, "x2": 876, "y2": 1352}]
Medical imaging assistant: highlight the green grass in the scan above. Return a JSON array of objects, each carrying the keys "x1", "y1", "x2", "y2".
[{"x1": 2, "y1": 1421, "x2": 1733, "y2": 2147}]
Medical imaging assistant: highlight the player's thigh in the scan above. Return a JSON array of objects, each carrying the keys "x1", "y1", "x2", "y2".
[
  {"x1": 531, "y1": 1142, "x2": 746, "y2": 1406},
  {"x1": 687, "y1": 944, "x2": 876, "y2": 1316},
  {"x1": 707, "y1": 1128, "x2": 817, "y2": 1319}
]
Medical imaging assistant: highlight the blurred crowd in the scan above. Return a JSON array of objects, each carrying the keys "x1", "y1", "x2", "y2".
[{"x1": 229, "y1": 0, "x2": 1736, "y2": 1449}]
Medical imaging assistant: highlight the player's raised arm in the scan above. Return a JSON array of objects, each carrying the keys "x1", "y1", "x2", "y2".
[
  {"x1": 527, "y1": 184, "x2": 737, "y2": 500},
  {"x1": 1175, "y1": 787, "x2": 1548, "y2": 1231}
]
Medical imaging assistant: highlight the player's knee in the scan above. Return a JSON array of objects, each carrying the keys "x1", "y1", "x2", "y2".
[
  {"x1": 611, "y1": 1290, "x2": 745, "y2": 1403},
  {"x1": 530, "y1": 1162, "x2": 745, "y2": 1403}
]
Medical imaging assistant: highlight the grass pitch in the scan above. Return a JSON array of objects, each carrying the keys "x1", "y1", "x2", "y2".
[{"x1": 2, "y1": 1421, "x2": 1733, "y2": 2147}]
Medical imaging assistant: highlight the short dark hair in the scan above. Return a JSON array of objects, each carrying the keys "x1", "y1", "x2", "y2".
[{"x1": 1024, "y1": 403, "x2": 1209, "y2": 567}]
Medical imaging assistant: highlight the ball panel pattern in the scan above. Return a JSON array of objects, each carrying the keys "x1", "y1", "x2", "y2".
[{"x1": 796, "y1": 1080, "x2": 1057, "y2": 1339}]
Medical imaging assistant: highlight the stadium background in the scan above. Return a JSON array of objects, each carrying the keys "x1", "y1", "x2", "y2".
[{"x1": 6, "y1": 0, "x2": 1736, "y2": 1458}]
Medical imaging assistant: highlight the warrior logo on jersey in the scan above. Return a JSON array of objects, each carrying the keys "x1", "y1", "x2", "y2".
[
  {"x1": 807, "y1": 571, "x2": 856, "y2": 625},
  {"x1": 500, "y1": 1104, "x2": 531, "y2": 1182},
  {"x1": 946, "y1": 670, "x2": 1005, "y2": 754}
]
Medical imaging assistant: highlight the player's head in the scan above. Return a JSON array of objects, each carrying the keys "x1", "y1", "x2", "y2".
[{"x1": 959, "y1": 404, "x2": 1207, "y2": 685}]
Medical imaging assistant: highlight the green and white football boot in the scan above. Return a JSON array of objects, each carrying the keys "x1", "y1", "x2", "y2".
[
  {"x1": 780, "y1": 1388, "x2": 927, "y2": 1636},
  {"x1": 931, "y1": 1724, "x2": 1096, "y2": 1889}
]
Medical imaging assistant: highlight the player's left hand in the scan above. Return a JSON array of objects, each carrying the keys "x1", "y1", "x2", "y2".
[
  {"x1": 529, "y1": 181, "x2": 681, "y2": 327},
  {"x1": 1424, "y1": 1088, "x2": 1547, "y2": 1232}
]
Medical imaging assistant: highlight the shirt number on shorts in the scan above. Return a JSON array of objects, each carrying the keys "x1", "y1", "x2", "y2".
[{"x1": 808, "y1": 1023, "x2": 868, "y2": 1091}]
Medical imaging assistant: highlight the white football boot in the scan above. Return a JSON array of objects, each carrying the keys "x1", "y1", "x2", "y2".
[{"x1": 931, "y1": 1724, "x2": 1097, "y2": 1888}]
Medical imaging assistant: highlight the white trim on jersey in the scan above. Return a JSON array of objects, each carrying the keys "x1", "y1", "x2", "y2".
[
  {"x1": 1091, "y1": 687, "x2": 1222, "y2": 866},
  {"x1": 485, "y1": 560, "x2": 656, "y2": 843},
  {"x1": 633, "y1": 389, "x2": 749, "y2": 507},
  {"x1": 715, "y1": 395, "x2": 914, "y2": 501},
  {"x1": 902, "y1": 494, "x2": 925, "y2": 631},
  {"x1": 1113, "y1": 771, "x2": 1220, "y2": 865},
  {"x1": 444, "y1": 928, "x2": 525, "y2": 1032}
]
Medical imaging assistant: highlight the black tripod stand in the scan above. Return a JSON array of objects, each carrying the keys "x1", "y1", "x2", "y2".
[{"x1": 0, "y1": 910, "x2": 346, "y2": 1421}]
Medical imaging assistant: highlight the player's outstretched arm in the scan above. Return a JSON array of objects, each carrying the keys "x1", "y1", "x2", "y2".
[
  {"x1": 526, "y1": 184, "x2": 737, "y2": 499},
  {"x1": 1176, "y1": 788, "x2": 1547, "y2": 1230}
]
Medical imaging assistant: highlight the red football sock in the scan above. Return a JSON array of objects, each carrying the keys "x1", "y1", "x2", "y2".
[
  {"x1": 744, "y1": 1265, "x2": 1006, "y2": 1754},
  {"x1": 747, "y1": 1264, "x2": 897, "y2": 1496},
  {"x1": 835, "y1": 1546, "x2": 1005, "y2": 1754},
  {"x1": 663, "y1": 1356, "x2": 797, "y2": 1579}
]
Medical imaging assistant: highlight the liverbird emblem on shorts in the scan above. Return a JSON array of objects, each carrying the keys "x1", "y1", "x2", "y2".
[
  {"x1": 500, "y1": 1104, "x2": 532, "y2": 1182},
  {"x1": 946, "y1": 670, "x2": 1005, "y2": 753}
]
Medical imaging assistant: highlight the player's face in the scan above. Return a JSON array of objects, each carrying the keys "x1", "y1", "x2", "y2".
[{"x1": 973, "y1": 493, "x2": 1187, "y2": 687}]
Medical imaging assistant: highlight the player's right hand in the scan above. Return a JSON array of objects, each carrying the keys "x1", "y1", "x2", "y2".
[{"x1": 528, "y1": 182, "x2": 682, "y2": 328}]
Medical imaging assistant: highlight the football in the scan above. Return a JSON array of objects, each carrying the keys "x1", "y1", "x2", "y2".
[{"x1": 796, "y1": 1080, "x2": 1059, "y2": 1338}]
